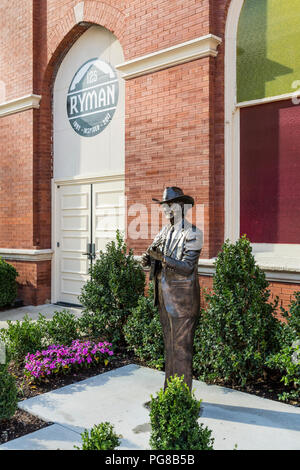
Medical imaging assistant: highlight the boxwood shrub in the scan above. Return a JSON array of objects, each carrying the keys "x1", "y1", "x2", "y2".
[
  {"x1": 265, "y1": 292, "x2": 300, "y2": 402},
  {"x1": 79, "y1": 231, "x2": 145, "y2": 346},
  {"x1": 149, "y1": 375, "x2": 214, "y2": 450},
  {"x1": 0, "y1": 314, "x2": 47, "y2": 363},
  {"x1": 75, "y1": 422, "x2": 121, "y2": 450},
  {"x1": 0, "y1": 258, "x2": 18, "y2": 308},
  {"x1": 124, "y1": 282, "x2": 164, "y2": 370},
  {"x1": 193, "y1": 236, "x2": 282, "y2": 386},
  {"x1": 0, "y1": 363, "x2": 18, "y2": 422}
]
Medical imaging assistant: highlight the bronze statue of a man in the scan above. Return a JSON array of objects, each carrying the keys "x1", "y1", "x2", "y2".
[{"x1": 141, "y1": 187, "x2": 203, "y2": 390}]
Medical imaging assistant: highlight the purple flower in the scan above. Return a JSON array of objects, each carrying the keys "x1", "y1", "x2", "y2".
[{"x1": 24, "y1": 339, "x2": 114, "y2": 380}]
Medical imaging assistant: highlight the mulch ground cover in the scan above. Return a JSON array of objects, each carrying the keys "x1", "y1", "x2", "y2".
[
  {"x1": 0, "y1": 349, "x2": 299, "y2": 446},
  {"x1": 208, "y1": 374, "x2": 300, "y2": 408}
]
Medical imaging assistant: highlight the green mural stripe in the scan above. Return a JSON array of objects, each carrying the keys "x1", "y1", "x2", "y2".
[{"x1": 237, "y1": 0, "x2": 300, "y2": 103}]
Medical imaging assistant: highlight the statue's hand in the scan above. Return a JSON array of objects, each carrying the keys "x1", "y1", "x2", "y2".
[
  {"x1": 149, "y1": 247, "x2": 164, "y2": 262},
  {"x1": 141, "y1": 252, "x2": 151, "y2": 267}
]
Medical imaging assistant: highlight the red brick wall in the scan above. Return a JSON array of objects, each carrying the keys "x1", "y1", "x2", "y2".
[
  {"x1": 269, "y1": 282, "x2": 299, "y2": 315},
  {"x1": 122, "y1": 0, "x2": 210, "y2": 59},
  {"x1": 198, "y1": 275, "x2": 300, "y2": 318},
  {"x1": 0, "y1": 111, "x2": 34, "y2": 249},
  {"x1": 7, "y1": 260, "x2": 51, "y2": 306},
  {"x1": 0, "y1": 0, "x2": 35, "y2": 250},
  {"x1": 0, "y1": 0, "x2": 34, "y2": 102},
  {"x1": 125, "y1": 58, "x2": 215, "y2": 259}
]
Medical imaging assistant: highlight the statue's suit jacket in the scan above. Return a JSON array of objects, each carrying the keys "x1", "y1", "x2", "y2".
[{"x1": 148, "y1": 220, "x2": 203, "y2": 318}]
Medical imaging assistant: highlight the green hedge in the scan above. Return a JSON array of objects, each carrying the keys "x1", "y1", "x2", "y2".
[
  {"x1": 149, "y1": 375, "x2": 214, "y2": 450},
  {"x1": 193, "y1": 236, "x2": 281, "y2": 386},
  {"x1": 79, "y1": 231, "x2": 145, "y2": 346},
  {"x1": 75, "y1": 422, "x2": 121, "y2": 450},
  {"x1": 265, "y1": 292, "x2": 300, "y2": 402},
  {"x1": 124, "y1": 282, "x2": 164, "y2": 370},
  {"x1": 0, "y1": 363, "x2": 18, "y2": 421},
  {"x1": 0, "y1": 258, "x2": 18, "y2": 307}
]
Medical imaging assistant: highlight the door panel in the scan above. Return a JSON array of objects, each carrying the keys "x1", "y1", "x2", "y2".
[
  {"x1": 93, "y1": 180, "x2": 125, "y2": 254},
  {"x1": 56, "y1": 179, "x2": 125, "y2": 304},
  {"x1": 57, "y1": 184, "x2": 91, "y2": 304}
]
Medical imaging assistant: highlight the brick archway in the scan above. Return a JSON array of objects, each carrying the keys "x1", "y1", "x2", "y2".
[
  {"x1": 45, "y1": 1, "x2": 126, "y2": 87},
  {"x1": 47, "y1": 2, "x2": 125, "y2": 66},
  {"x1": 33, "y1": 2, "x2": 126, "y2": 304}
]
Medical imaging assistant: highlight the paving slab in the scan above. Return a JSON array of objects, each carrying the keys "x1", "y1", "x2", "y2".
[
  {"x1": 0, "y1": 304, "x2": 82, "y2": 329},
  {"x1": 1, "y1": 364, "x2": 300, "y2": 450},
  {"x1": 0, "y1": 424, "x2": 82, "y2": 450},
  {"x1": 18, "y1": 364, "x2": 160, "y2": 450}
]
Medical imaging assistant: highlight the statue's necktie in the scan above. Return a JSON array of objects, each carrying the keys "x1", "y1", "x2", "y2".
[{"x1": 164, "y1": 225, "x2": 175, "y2": 255}]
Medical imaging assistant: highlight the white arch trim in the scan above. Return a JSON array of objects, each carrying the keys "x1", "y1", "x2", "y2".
[
  {"x1": 224, "y1": 0, "x2": 244, "y2": 243},
  {"x1": 224, "y1": 0, "x2": 300, "y2": 275}
]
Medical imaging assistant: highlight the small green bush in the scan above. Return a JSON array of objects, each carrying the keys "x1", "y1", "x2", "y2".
[
  {"x1": 286, "y1": 292, "x2": 300, "y2": 336},
  {"x1": 0, "y1": 314, "x2": 47, "y2": 363},
  {"x1": 265, "y1": 342, "x2": 300, "y2": 402},
  {"x1": 0, "y1": 363, "x2": 18, "y2": 421},
  {"x1": 279, "y1": 292, "x2": 300, "y2": 346},
  {"x1": 79, "y1": 231, "x2": 145, "y2": 346},
  {"x1": 149, "y1": 375, "x2": 214, "y2": 450},
  {"x1": 265, "y1": 293, "x2": 300, "y2": 402},
  {"x1": 124, "y1": 282, "x2": 164, "y2": 370},
  {"x1": 193, "y1": 236, "x2": 281, "y2": 386},
  {"x1": 75, "y1": 422, "x2": 121, "y2": 450},
  {"x1": 0, "y1": 258, "x2": 18, "y2": 307},
  {"x1": 45, "y1": 310, "x2": 79, "y2": 346}
]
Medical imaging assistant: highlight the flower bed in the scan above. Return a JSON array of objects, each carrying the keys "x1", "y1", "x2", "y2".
[{"x1": 24, "y1": 340, "x2": 114, "y2": 380}]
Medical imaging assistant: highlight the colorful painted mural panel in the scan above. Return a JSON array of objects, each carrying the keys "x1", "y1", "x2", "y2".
[{"x1": 237, "y1": 0, "x2": 300, "y2": 103}]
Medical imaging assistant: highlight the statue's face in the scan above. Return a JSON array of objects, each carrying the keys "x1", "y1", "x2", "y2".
[{"x1": 162, "y1": 202, "x2": 183, "y2": 221}]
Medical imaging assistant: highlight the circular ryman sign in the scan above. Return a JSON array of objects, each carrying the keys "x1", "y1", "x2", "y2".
[{"x1": 67, "y1": 58, "x2": 119, "y2": 137}]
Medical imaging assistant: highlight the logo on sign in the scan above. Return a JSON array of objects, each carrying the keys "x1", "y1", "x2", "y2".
[{"x1": 67, "y1": 58, "x2": 119, "y2": 137}]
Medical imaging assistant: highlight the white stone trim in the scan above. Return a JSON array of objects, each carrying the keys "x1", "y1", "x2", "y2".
[
  {"x1": 252, "y1": 244, "x2": 300, "y2": 272},
  {"x1": 115, "y1": 34, "x2": 222, "y2": 80},
  {"x1": 74, "y1": 1, "x2": 84, "y2": 23},
  {"x1": 263, "y1": 271, "x2": 300, "y2": 284},
  {"x1": 197, "y1": 257, "x2": 300, "y2": 283},
  {"x1": 53, "y1": 173, "x2": 125, "y2": 186},
  {"x1": 237, "y1": 91, "x2": 297, "y2": 109},
  {"x1": 0, "y1": 249, "x2": 53, "y2": 262},
  {"x1": 140, "y1": 254, "x2": 300, "y2": 283},
  {"x1": 198, "y1": 258, "x2": 217, "y2": 277},
  {"x1": 0, "y1": 94, "x2": 42, "y2": 118}
]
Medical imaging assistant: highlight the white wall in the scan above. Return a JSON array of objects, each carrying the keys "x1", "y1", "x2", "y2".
[{"x1": 53, "y1": 26, "x2": 125, "y2": 180}]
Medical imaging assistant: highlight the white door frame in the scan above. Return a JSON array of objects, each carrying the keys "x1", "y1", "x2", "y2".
[{"x1": 51, "y1": 173, "x2": 125, "y2": 304}]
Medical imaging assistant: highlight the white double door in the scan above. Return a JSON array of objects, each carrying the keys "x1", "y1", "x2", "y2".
[{"x1": 54, "y1": 179, "x2": 125, "y2": 305}]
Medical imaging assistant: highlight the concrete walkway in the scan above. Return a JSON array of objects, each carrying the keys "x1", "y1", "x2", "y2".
[
  {"x1": 0, "y1": 304, "x2": 82, "y2": 329},
  {"x1": 1, "y1": 364, "x2": 300, "y2": 450}
]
